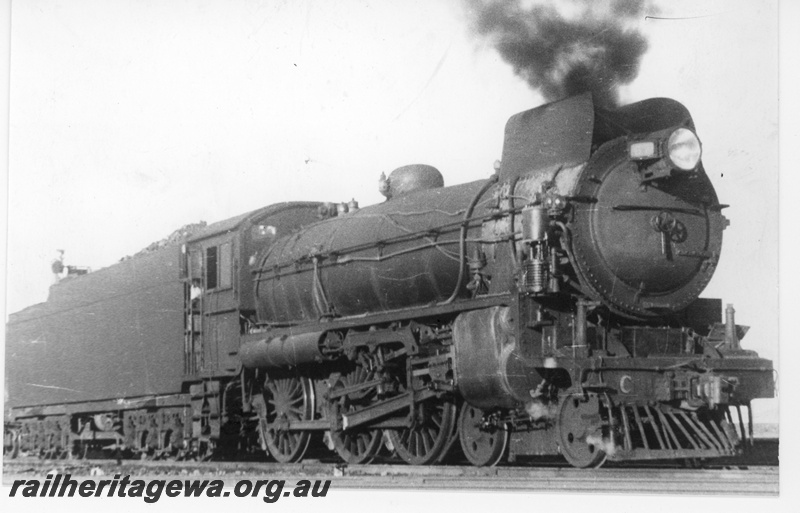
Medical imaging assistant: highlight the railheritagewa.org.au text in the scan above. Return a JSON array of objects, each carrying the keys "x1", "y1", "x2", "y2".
[{"x1": 8, "y1": 474, "x2": 331, "y2": 503}]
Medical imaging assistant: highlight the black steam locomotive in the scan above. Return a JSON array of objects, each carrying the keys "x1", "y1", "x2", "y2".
[{"x1": 5, "y1": 94, "x2": 774, "y2": 467}]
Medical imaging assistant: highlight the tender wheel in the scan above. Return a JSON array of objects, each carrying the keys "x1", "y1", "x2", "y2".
[
  {"x1": 387, "y1": 397, "x2": 457, "y2": 465},
  {"x1": 556, "y1": 394, "x2": 607, "y2": 468},
  {"x1": 458, "y1": 404, "x2": 508, "y2": 467},
  {"x1": 328, "y1": 366, "x2": 383, "y2": 464},
  {"x1": 262, "y1": 376, "x2": 314, "y2": 463},
  {"x1": 4, "y1": 427, "x2": 20, "y2": 459}
]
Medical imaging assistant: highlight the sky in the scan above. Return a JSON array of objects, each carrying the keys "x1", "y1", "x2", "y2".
[{"x1": 2, "y1": 0, "x2": 782, "y2": 427}]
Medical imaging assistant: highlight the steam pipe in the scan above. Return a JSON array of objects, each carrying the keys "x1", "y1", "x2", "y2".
[{"x1": 441, "y1": 173, "x2": 499, "y2": 305}]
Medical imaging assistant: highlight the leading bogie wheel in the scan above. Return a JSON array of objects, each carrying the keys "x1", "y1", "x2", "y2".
[
  {"x1": 556, "y1": 394, "x2": 607, "y2": 468},
  {"x1": 458, "y1": 404, "x2": 508, "y2": 467}
]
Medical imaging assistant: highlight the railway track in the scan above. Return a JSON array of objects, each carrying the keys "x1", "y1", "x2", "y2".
[{"x1": 3, "y1": 457, "x2": 778, "y2": 495}]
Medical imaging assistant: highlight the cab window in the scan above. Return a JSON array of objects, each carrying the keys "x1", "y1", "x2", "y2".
[{"x1": 205, "y1": 242, "x2": 233, "y2": 290}]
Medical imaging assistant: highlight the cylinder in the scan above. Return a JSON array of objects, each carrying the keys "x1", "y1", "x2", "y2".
[
  {"x1": 452, "y1": 307, "x2": 543, "y2": 410},
  {"x1": 239, "y1": 332, "x2": 325, "y2": 369}
]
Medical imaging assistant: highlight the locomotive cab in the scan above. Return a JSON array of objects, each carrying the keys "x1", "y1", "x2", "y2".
[{"x1": 180, "y1": 203, "x2": 321, "y2": 376}]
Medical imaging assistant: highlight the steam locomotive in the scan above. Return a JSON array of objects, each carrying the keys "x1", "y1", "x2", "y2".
[{"x1": 5, "y1": 93, "x2": 774, "y2": 468}]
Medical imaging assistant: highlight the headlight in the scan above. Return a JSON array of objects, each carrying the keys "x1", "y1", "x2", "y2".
[{"x1": 666, "y1": 128, "x2": 702, "y2": 171}]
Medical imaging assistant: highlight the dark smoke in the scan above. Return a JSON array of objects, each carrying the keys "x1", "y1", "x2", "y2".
[{"x1": 466, "y1": 0, "x2": 652, "y2": 108}]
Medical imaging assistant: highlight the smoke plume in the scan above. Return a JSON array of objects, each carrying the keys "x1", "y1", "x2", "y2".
[{"x1": 466, "y1": 0, "x2": 652, "y2": 108}]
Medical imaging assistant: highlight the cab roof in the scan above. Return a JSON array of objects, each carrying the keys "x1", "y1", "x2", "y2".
[{"x1": 186, "y1": 202, "x2": 322, "y2": 243}]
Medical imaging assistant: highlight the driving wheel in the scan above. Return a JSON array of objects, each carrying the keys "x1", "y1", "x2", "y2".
[
  {"x1": 262, "y1": 376, "x2": 314, "y2": 463},
  {"x1": 387, "y1": 396, "x2": 457, "y2": 465},
  {"x1": 328, "y1": 365, "x2": 383, "y2": 464}
]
